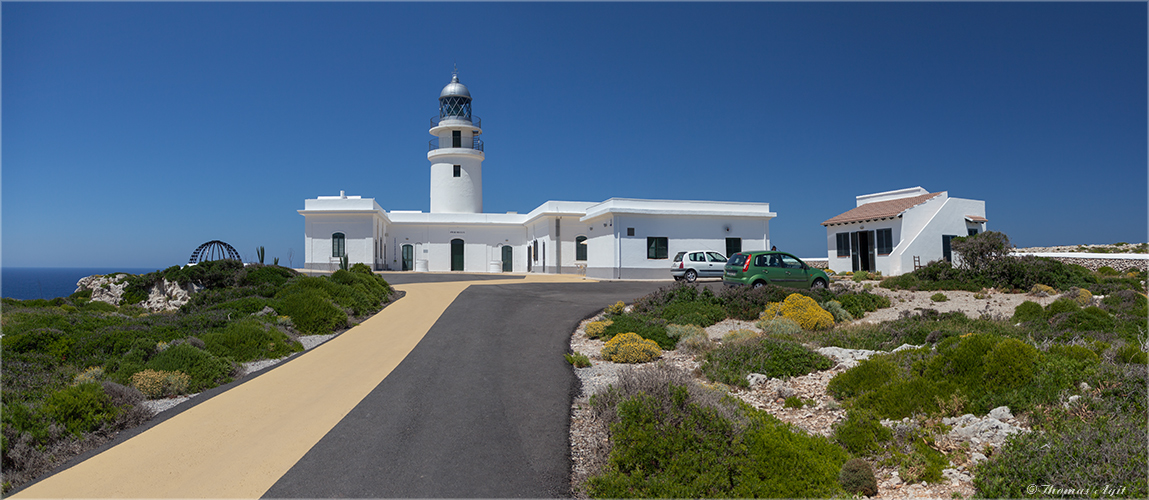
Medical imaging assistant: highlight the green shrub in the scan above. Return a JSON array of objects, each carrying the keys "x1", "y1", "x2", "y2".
[
  {"x1": 275, "y1": 287, "x2": 347, "y2": 334},
  {"x1": 661, "y1": 300, "x2": 726, "y2": 327},
  {"x1": 237, "y1": 265, "x2": 295, "y2": 288},
  {"x1": 665, "y1": 323, "x2": 705, "y2": 339},
  {"x1": 601, "y1": 333, "x2": 662, "y2": 363},
  {"x1": 1047, "y1": 344, "x2": 1099, "y2": 363},
  {"x1": 676, "y1": 333, "x2": 715, "y2": 356},
  {"x1": 1115, "y1": 343, "x2": 1147, "y2": 364},
  {"x1": 565, "y1": 352, "x2": 592, "y2": 368},
  {"x1": 702, "y1": 337, "x2": 832, "y2": 388},
  {"x1": 1012, "y1": 300, "x2": 1045, "y2": 323},
  {"x1": 757, "y1": 317, "x2": 805, "y2": 340},
  {"x1": 1057, "y1": 306, "x2": 1115, "y2": 333},
  {"x1": 145, "y1": 344, "x2": 233, "y2": 392},
  {"x1": 43, "y1": 383, "x2": 118, "y2": 436},
  {"x1": 1062, "y1": 287, "x2": 1094, "y2": 306},
  {"x1": 820, "y1": 300, "x2": 854, "y2": 323},
  {"x1": 832, "y1": 409, "x2": 891, "y2": 455},
  {"x1": 974, "y1": 404, "x2": 1147, "y2": 498},
  {"x1": 1097, "y1": 265, "x2": 1120, "y2": 276},
  {"x1": 902, "y1": 438, "x2": 947, "y2": 484},
  {"x1": 827, "y1": 357, "x2": 899, "y2": 400},
  {"x1": 201, "y1": 319, "x2": 302, "y2": 362},
  {"x1": 839, "y1": 458, "x2": 878, "y2": 496},
  {"x1": 835, "y1": 292, "x2": 891, "y2": 319},
  {"x1": 981, "y1": 338, "x2": 1038, "y2": 391},
  {"x1": 1046, "y1": 297, "x2": 1081, "y2": 316},
  {"x1": 930, "y1": 292, "x2": 948, "y2": 302},
  {"x1": 602, "y1": 314, "x2": 675, "y2": 350},
  {"x1": 718, "y1": 284, "x2": 791, "y2": 320},
  {"x1": 783, "y1": 396, "x2": 804, "y2": 409},
  {"x1": 852, "y1": 270, "x2": 871, "y2": 282},
  {"x1": 587, "y1": 379, "x2": 847, "y2": 498}
]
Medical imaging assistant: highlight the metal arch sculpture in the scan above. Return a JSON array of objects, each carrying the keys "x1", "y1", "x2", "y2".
[{"x1": 189, "y1": 240, "x2": 242, "y2": 264}]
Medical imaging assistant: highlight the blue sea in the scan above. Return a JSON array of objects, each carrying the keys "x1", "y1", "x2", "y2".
[{"x1": 1, "y1": 268, "x2": 163, "y2": 301}]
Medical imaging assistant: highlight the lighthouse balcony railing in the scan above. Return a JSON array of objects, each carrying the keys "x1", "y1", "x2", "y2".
[
  {"x1": 430, "y1": 115, "x2": 481, "y2": 129},
  {"x1": 428, "y1": 137, "x2": 484, "y2": 152}
]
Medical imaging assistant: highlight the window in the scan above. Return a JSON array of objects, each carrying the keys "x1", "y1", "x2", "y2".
[
  {"x1": 707, "y1": 252, "x2": 726, "y2": 262},
  {"x1": 332, "y1": 232, "x2": 345, "y2": 258},
  {"x1": 781, "y1": 255, "x2": 803, "y2": 269},
  {"x1": 453, "y1": 165, "x2": 461, "y2": 177},
  {"x1": 647, "y1": 237, "x2": 668, "y2": 259},
  {"x1": 968, "y1": 228, "x2": 979, "y2": 236},
  {"x1": 452, "y1": 130, "x2": 461, "y2": 148},
  {"x1": 836, "y1": 233, "x2": 850, "y2": 258},
  {"x1": 876, "y1": 229, "x2": 893, "y2": 255},
  {"x1": 725, "y1": 237, "x2": 742, "y2": 257},
  {"x1": 689, "y1": 252, "x2": 705, "y2": 262},
  {"x1": 627, "y1": 227, "x2": 635, "y2": 237},
  {"x1": 575, "y1": 236, "x2": 588, "y2": 261}
]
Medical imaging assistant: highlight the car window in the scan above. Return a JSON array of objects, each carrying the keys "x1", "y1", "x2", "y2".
[
  {"x1": 728, "y1": 254, "x2": 747, "y2": 266},
  {"x1": 707, "y1": 252, "x2": 726, "y2": 262},
  {"x1": 766, "y1": 254, "x2": 785, "y2": 268},
  {"x1": 781, "y1": 255, "x2": 803, "y2": 269},
  {"x1": 753, "y1": 254, "x2": 769, "y2": 267},
  {"x1": 673, "y1": 252, "x2": 685, "y2": 262},
  {"x1": 690, "y1": 252, "x2": 705, "y2": 262}
]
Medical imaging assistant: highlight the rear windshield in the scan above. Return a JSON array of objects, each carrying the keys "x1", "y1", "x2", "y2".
[
  {"x1": 673, "y1": 252, "x2": 686, "y2": 262},
  {"x1": 727, "y1": 253, "x2": 748, "y2": 266}
]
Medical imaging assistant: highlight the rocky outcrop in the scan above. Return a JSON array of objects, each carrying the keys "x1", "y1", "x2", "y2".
[
  {"x1": 76, "y1": 274, "x2": 131, "y2": 306},
  {"x1": 75, "y1": 274, "x2": 200, "y2": 313},
  {"x1": 142, "y1": 279, "x2": 199, "y2": 312}
]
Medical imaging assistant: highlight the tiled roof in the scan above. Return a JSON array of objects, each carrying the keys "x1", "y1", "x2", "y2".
[
  {"x1": 821, "y1": 192, "x2": 943, "y2": 226},
  {"x1": 965, "y1": 215, "x2": 988, "y2": 223}
]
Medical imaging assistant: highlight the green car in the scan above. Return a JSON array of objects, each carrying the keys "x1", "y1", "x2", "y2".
[{"x1": 723, "y1": 251, "x2": 829, "y2": 290}]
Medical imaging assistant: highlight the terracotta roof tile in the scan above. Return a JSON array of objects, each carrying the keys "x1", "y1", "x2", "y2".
[
  {"x1": 965, "y1": 215, "x2": 988, "y2": 223},
  {"x1": 822, "y1": 192, "x2": 943, "y2": 226}
]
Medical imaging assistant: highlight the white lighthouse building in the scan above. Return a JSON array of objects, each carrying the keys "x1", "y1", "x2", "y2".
[
  {"x1": 300, "y1": 71, "x2": 778, "y2": 278},
  {"x1": 429, "y1": 73, "x2": 484, "y2": 214}
]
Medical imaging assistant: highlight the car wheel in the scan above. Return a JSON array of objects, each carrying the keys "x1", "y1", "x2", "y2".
[
  {"x1": 684, "y1": 269, "x2": 697, "y2": 283},
  {"x1": 751, "y1": 280, "x2": 766, "y2": 289},
  {"x1": 812, "y1": 278, "x2": 827, "y2": 290}
]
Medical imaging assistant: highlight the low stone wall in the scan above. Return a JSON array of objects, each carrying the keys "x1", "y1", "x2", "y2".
[
  {"x1": 1012, "y1": 252, "x2": 1148, "y2": 272},
  {"x1": 802, "y1": 258, "x2": 829, "y2": 270}
]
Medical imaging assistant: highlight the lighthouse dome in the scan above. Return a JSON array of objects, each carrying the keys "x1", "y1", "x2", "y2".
[{"x1": 440, "y1": 74, "x2": 471, "y2": 99}]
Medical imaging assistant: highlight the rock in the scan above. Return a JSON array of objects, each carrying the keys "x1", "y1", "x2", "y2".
[
  {"x1": 255, "y1": 306, "x2": 277, "y2": 317},
  {"x1": 77, "y1": 274, "x2": 130, "y2": 306},
  {"x1": 970, "y1": 452, "x2": 988, "y2": 464},
  {"x1": 1065, "y1": 395, "x2": 1081, "y2": 407},
  {"x1": 142, "y1": 279, "x2": 198, "y2": 313},
  {"x1": 776, "y1": 386, "x2": 795, "y2": 399},
  {"x1": 747, "y1": 373, "x2": 770, "y2": 388},
  {"x1": 988, "y1": 406, "x2": 1013, "y2": 421},
  {"x1": 1079, "y1": 382, "x2": 1091, "y2": 392}
]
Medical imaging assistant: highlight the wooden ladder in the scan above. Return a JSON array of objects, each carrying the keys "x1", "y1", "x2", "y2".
[{"x1": 913, "y1": 256, "x2": 923, "y2": 271}]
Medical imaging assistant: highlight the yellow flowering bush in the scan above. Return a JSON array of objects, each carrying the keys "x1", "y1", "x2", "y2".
[
  {"x1": 1064, "y1": 287, "x2": 1093, "y2": 306},
  {"x1": 73, "y1": 366, "x2": 104, "y2": 385},
  {"x1": 585, "y1": 319, "x2": 614, "y2": 338},
  {"x1": 601, "y1": 332, "x2": 662, "y2": 363},
  {"x1": 130, "y1": 369, "x2": 191, "y2": 398},
  {"x1": 760, "y1": 293, "x2": 834, "y2": 331},
  {"x1": 605, "y1": 301, "x2": 626, "y2": 316},
  {"x1": 1029, "y1": 284, "x2": 1057, "y2": 297}
]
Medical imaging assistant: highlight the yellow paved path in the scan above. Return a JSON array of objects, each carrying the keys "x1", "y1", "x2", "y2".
[{"x1": 14, "y1": 275, "x2": 585, "y2": 498}]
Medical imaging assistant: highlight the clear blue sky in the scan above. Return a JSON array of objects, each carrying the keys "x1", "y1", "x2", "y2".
[{"x1": 3, "y1": 2, "x2": 1146, "y2": 269}]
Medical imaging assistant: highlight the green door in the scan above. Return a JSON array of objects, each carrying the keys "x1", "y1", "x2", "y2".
[
  {"x1": 451, "y1": 239, "x2": 464, "y2": 271},
  {"x1": 402, "y1": 244, "x2": 413, "y2": 271},
  {"x1": 778, "y1": 254, "x2": 810, "y2": 288},
  {"x1": 502, "y1": 246, "x2": 513, "y2": 272}
]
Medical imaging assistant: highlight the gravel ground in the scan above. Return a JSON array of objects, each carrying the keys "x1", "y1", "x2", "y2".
[{"x1": 568, "y1": 287, "x2": 1056, "y2": 499}]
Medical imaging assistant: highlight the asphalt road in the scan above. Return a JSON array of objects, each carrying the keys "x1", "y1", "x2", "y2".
[{"x1": 262, "y1": 278, "x2": 668, "y2": 498}]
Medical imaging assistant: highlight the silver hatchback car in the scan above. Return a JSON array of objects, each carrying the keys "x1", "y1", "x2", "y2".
[{"x1": 671, "y1": 250, "x2": 728, "y2": 282}]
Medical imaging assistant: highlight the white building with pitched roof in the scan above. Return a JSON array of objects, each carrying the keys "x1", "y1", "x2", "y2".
[
  {"x1": 300, "y1": 72, "x2": 777, "y2": 279},
  {"x1": 821, "y1": 187, "x2": 987, "y2": 276}
]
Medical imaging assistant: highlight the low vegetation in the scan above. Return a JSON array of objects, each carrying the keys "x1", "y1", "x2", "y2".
[
  {"x1": 1, "y1": 260, "x2": 394, "y2": 492},
  {"x1": 578, "y1": 231, "x2": 1146, "y2": 498}
]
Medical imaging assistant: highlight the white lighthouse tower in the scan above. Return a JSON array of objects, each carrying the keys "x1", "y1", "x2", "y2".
[{"x1": 428, "y1": 71, "x2": 484, "y2": 213}]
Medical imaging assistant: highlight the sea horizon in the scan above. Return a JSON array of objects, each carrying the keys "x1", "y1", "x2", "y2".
[{"x1": 2, "y1": 267, "x2": 165, "y2": 301}]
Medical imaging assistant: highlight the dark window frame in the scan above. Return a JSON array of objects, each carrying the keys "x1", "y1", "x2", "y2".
[
  {"x1": 452, "y1": 130, "x2": 462, "y2": 148},
  {"x1": 876, "y1": 228, "x2": 893, "y2": 255},
  {"x1": 575, "y1": 235, "x2": 588, "y2": 261},
  {"x1": 836, "y1": 233, "x2": 850, "y2": 258},
  {"x1": 453, "y1": 164, "x2": 461, "y2": 177},
  {"x1": 647, "y1": 237, "x2": 669, "y2": 260},
  {"x1": 332, "y1": 232, "x2": 346, "y2": 258}
]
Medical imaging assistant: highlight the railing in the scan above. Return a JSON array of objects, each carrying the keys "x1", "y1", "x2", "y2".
[
  {"x1": 430, "y1": 115, "x2": 481, "y2": 129},
  {"x1": 428, "y1": 136, "x2": 484, "y2": 152}
]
